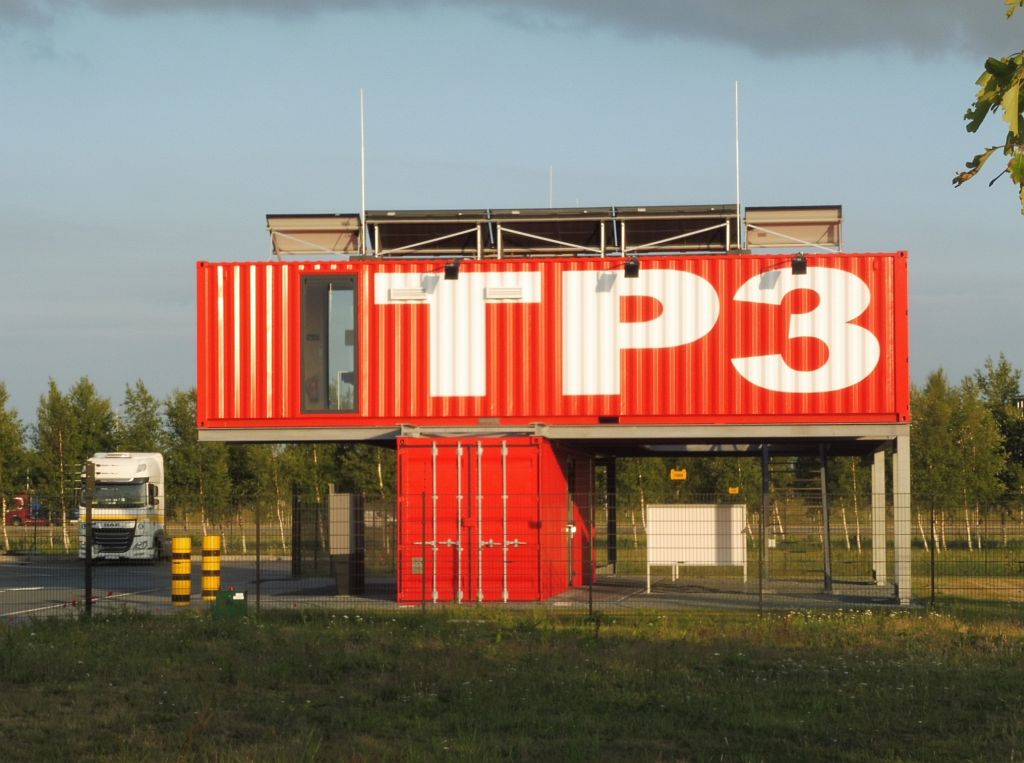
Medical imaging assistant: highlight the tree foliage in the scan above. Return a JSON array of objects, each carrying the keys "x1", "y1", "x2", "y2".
[
  {"x1": 163, "y1": 388, "x2": 230, "y2": 525},
  {"x1": 911, "y1": 369, "x2": 1007, "y2": 506},
  {"x1": 282, "y1": 443, "x2": 339, "y2": 504},
  {"x1": 5, "y1": 355, "x2": 1024, "y2": 526},
  {"x1": 0, "y1": 382, "x2": 27, "y2": 506},
  {"x1": 953, "y1": 377, "x2": 1007, "y2": 506},
  {"x1": 611, "y1": 456, "x2": 762, "y2": 508},
  {"x1": 32, "y1": 379, "x2": 116, "y2": 519},
  {"x1": 115, "y1": 380, "x2": 164, "y2": 453},
  {"x1": 66, "y1": 377, "x2": 116, "y2": 457},
  {"x1": 228, "y1": 444, "x2": 282, "y2": 521},
  {"x1": 954, "y1": 1, "x2": 1024, "y2": 212},
  {"x1": 335, "y1": 444, "x2": 397, "y2": 500},
  {"x1": 974, "y1": 354, "x2": 1024, "y2": 497}
]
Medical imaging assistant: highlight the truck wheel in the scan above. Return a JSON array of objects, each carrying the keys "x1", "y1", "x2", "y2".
[{"x1": 11, "y1": 517, "x2": 21, "y2": 527}]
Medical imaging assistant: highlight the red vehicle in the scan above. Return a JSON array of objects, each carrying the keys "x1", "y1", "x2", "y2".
[{"x1": 5, "y1": 493, "x2": 49, "y2": 527}]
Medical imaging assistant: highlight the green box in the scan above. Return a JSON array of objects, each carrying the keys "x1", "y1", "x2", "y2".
[{"x1": 212, "y1": 589, "x2": 247, "y2": 621}]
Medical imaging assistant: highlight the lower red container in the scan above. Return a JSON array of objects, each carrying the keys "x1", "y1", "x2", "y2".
[{"x1": 396, "y1": 436, "x2": 593, "y2": 603}]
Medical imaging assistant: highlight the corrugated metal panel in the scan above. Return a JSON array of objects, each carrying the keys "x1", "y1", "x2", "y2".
[
  {"x1": 196, "y1": 253, "x2": 909, "y2": 428},
  {"x1": 395, "y1": 437, "x2": 592, "y2": 603},
  {"x1": 197, "y1": 261, "x2": 297, "y2": 424}
]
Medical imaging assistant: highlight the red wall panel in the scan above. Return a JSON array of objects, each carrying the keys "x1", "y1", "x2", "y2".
[
  {"x1": 197, "y1": 252, "x2": 909, "y2": 429},
  {"x1": 395, "y1": 437, "x2": 592, "y2": 603}
]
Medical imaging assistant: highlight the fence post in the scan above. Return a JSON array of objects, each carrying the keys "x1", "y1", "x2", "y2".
[
  {"x1": 84, "y1": 461, "x2": 95, "y2": 618},
  {"x1": 607, "y1": 460, "x2": 618, "y2": 573},
  {"x1": 930, "y1": 505, "x2": 936, "y2": 606},
  {"x1": 820, "y1": 444, "x2": 833, "y2": 594},
  {"x1": 759, "y1": 446, "x2": 769, "y2": 615},
  {"x1": 421, "y1": 492, "x2": 427, "y2": 612},
  {"x1": 588, "y1": 490, "x2": 594, "y2": 620},
  {"x1": 255, "y1": 499, "x2": 262, "y2": 615}
]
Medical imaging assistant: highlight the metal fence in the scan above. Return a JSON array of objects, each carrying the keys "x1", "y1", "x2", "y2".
[{"x1": 2, "y1": 490, "x2": 1023, "y2": 621}]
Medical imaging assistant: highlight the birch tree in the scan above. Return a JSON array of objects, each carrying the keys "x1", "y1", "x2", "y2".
[
  {"x1": 0, "y1": 383, "x2": 27, "y2": 552},
  {"x1": 912, "y1": 370, "x2": 1006, "y2": 550},
  {"x1": 32, "y1": 379, "x2": 116, "y2": 547},
  {"x1": 163, "y1": 388, "x2": 230, "y2": 531},
  {"x1": 115, "y1": 380, "x2": 164, "y2": 453},
  {"x1": 974, "y1": 355, "x2": 1024, "y2": 500}
]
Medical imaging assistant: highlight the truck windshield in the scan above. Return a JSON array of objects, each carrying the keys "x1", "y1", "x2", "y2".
[{"x1": 87, "y1": 483, "x2": 148, "y2": 509}]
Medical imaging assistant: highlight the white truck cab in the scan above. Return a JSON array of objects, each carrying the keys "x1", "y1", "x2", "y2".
[{"x1": 79, "y1": 452, "x2": 168, "y2": 561}]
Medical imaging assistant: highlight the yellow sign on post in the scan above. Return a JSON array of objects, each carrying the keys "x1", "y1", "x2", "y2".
[
  {"x1": 728, "y1": 486, "x2": 740, "y2": 495},
  {"x1": 670, "y1": 468, "x2": 687, "y2": 481}
]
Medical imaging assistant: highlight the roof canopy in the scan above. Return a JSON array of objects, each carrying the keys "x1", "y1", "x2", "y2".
[
  {"x1": 267, "y1": 204, "x2": 842, "y2": 258},
  {"x1": 745, "y1": 205, "x2": 842, "y2": 251},
  {"x1": 266, "y1": 214, "x2": 361, "y2": 256},
  {"x1": 364, "y1": 204, "x2": 738, "y2": 258}
]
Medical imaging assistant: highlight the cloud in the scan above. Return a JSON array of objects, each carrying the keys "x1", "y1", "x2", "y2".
[
  {"x1": 530, "y1": 0, "x2": 1024, "y2": 58},
  {"x1": 2, "y1": 0, "x2": 53, "y2": 27},
  {"x1": 4, "y1": 0, "x2": 1022, "y2": 58}
]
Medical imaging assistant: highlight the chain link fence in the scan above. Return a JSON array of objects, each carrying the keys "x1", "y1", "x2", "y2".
[{"x1": 3, "y1": 489, "x2": 1022, "y2": 620}]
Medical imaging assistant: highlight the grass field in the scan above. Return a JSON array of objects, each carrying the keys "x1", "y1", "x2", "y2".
[{"x1": 1, "y1": 605, "x2": 1022, "y2": 761}]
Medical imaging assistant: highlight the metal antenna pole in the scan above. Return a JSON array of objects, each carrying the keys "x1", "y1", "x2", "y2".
[
  {"x1": 360, "y1": 88, "x2": 367, "y2": 257},
  {"x1": 735, "y1": 80, "x2": 742, "y2": 250}
]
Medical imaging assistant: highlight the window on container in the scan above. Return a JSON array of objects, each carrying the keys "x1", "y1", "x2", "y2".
[{"x1": 301, "y1": 276, "x2": 358, "y2": 412}]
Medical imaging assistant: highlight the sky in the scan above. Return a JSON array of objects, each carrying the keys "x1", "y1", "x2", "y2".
[{"x1": 2, "y1": 0, "x2": 1022, "y2": 423}]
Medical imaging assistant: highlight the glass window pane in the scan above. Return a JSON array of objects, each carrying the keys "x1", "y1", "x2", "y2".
[
  {"x1": 328, "y1": 284, "x2": 356, "y2": 411},
  {"x1": 301, "y1": 276, "x2": 357, "y2": 412}
]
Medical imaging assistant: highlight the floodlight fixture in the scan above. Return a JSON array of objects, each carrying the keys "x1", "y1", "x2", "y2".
[{"x1": 444, "y1": 259, "x2": 462, "y2": 280}]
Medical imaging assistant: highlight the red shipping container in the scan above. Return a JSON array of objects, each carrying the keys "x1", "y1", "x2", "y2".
[
  {"x1": 396, "y1": 437, "x2": 593, "y2": 603},
  {"x1": 196, "y1": 252, "x2": 910, "y2": 433}
]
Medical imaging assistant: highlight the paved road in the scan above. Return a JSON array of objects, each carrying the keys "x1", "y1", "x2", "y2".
[
  {"x1": 0, "y1": 555, "x2": 276, "y2": 621},
  {"x1": 2, "y1": 553, "x2": 899, "y2": 621},
  {"x1": 0, "y1": 554, "x2": 399, "y2": 621}
]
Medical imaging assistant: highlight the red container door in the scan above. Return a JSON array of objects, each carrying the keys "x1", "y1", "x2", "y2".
[
  {"x1": 396, "y1": 440, "x2": 463, "y2": 603},
  {"x1": 397, "y1": 438, "x2": 546, "y2": 603},
  {"x1": 472, "y1": 440, "x2": 542, "y2": 602}
]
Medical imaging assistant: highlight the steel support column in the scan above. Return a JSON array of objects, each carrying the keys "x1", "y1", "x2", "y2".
[
  {"x1": 893, "y1": 434, "x2": 912, "y2": 605},
  {"x1": 607, "y1": 459, "x2": 617, "y2": 571},
  {"x1": 820, "y1": 444, "x2": 833, "y2": 594},
  {"x1": 871, "y1": 448, "x2": 888, "y2": 585},
  {"x1": 759, "y1": 445, "x2": 770, "y2": 613}
]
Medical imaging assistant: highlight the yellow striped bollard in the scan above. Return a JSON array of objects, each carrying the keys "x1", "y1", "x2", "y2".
[
  {"x1": 171, "y1": 537, "x2": 191, "y2": 606},
  {"x1": 202, "y1": 535, "x2": 222, "y2": 602}
]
